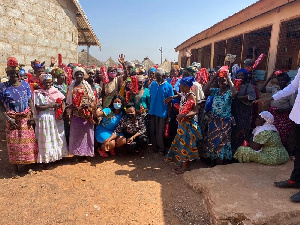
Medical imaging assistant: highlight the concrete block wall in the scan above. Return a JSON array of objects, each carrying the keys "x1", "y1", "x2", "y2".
[{"x1": 0, "y1": 0, "x2": 79, "y2": 75}]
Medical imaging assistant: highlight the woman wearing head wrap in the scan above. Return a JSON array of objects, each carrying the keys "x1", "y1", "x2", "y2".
[
  {"x1": 28, "y1": 60, "x2": 45, "y2": 91},
  {"x1": 34, "y1": 73, "x2": 68, "y2": 167},
  {"x1": 133, "y1": 75, "x2": 150, "y2": 114},
  {"x1": 260, "y1": 72, "x2": 295, "y2": 149},
  {"x1": 52, "y1": 68, "x2": 68, "y2": 96},
  {"x1": 85, "y1": 69, "x2": 102, "y2": 107},
  {"x1": 0, "y1": 57, "x2": 38, "y2": 170},
  {"x1": 231, "y1": 69, "x2": 257, "y2": 152},
  {"x1": 203, "y1": 70, "x2": 237, "y2": 164},
  {"x1": 234, "y1": 111, "x2": 289, "y2": 165},
  {"x1": 66, "y1": 67, "x2": 96, "y2": 160},
  {"x1": 166, "y1": 76, "x2": 202, "y2": 174},
  {"x1": 146, "y1": 67, "x2": 157, "y2": 87}
]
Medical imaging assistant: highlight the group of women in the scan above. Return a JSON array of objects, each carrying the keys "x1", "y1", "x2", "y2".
[{"x1": 0, "y1": 55, "x2": 292, "y2": 175}]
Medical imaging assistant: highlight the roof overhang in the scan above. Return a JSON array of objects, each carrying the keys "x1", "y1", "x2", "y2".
[
  {"x1": 175, "y1": 0, "x2": 296, "y2": 52},
  {"x1": 72, "y1": 0, "x2": 101, "y2": 50}
]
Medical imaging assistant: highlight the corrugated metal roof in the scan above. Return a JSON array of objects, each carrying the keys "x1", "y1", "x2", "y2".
[
  {"x1": 175, "y1": 0, "x2": 296, "y2": 52},
  {"x1": 72, "y1": 0, "x2": 101, "y2": 49}
]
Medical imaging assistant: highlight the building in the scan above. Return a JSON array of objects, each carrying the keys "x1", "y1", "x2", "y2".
[
  {"x1": 0, "y1": 0, "x2": 100, "y2": 73},
  {"x1": 175, "y1": 0, "x2": 300, "y2": 79}
]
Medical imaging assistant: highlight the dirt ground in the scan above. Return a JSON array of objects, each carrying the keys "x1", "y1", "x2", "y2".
[{"x1": 0, "y1": 127, "x2": 211, "y2": 225}]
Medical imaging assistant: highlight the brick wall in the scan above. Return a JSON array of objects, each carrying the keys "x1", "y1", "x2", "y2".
[{"x1": 0, "y1": 0, "x2": 79, "y2": 75}]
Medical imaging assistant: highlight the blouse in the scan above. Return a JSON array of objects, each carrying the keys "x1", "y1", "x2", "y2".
[
  {"x1": 114, "y1": 115, "x2": 146, "y2": 136},
  {"x1": 0, "y1": 80, "x2": 32, "y2": 112}
]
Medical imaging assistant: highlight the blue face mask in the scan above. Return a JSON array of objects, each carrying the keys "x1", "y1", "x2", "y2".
[{"x1": 113, "y1": 103, "x2": 122, "y2": 109}]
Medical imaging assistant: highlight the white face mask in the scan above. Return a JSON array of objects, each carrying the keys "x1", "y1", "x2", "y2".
[{"x1": 113, "y1": 103, "x2": 122, "y2": 109}]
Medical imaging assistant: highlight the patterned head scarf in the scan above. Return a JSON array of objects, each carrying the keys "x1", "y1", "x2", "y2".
[
  {"x1": 259, "y1": 111, "x2": 274, "y2": 124},
  {"x1": 184, "y1": 66, "x2": 198, "y2": 77},
  {"x1": 180, "y1": 76, "x2": 195, "y2": 88},
  {"x1": 125, "y1": 61, "x2": 135, "y2": 68},
  {"x1": 191, "y1": 62, "x2": 201, "y2": 69},
  {"x1": 41, "y1": 73, "x2": 52, "y2": 82},
  {"x1": 72, "y1": 67, "x2": 86, "y2": 77},
  {"x1": 225, "y1": 54, "x2": 237, "y2": 63},
  {"x1": 172, "y1": 65, "x2": 180, "y2": 71},
  {"x1": 244, "y1": 59, "x2": 254, "y2": 66},
  {"x1": 32, "y1": 60, "x2": 45, "y2": 69},
  {"x1": 130, "y1": 67, "x2": 139, "y2": 75},
  {"x1": 6, "y1": 57, "x2": 20, "y2": 72}
]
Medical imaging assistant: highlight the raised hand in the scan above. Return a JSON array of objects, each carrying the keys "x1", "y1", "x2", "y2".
[{"x1": 118, "y1": 54, "x2": 126, "y2": 65}]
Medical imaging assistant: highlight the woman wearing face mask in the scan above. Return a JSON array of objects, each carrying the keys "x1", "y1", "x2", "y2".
[
  {"x1": 67, "y1": 67, "x2": 96, "y2": 161},
  {"x1": 34, "y1": 73, "x2": 68, "y2": 167},
  {"x1": 92, "y1": 95, "x2": 125, "y2": 157},
  {"x1": 106, "y1": 102, "x2": 148, "y2": 156}
]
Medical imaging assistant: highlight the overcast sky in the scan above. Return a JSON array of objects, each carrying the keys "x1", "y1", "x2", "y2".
[{"x1": 78, "y1": 0, "x2": 258, "y2": 64}]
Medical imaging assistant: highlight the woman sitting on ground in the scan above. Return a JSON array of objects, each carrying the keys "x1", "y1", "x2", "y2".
[
  {"x1": 105, "y1": 102, "x2": 148, "y2": 156},
  {"x1": 234, "y1": 111, "x2": 289, "y2": 165},
  {"x1": 93, "y1": 95, "x2": 125, "y2": 157}
]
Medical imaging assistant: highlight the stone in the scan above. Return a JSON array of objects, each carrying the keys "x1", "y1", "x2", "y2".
[
  {"x1": 183, "y1": 162, "x2": 300, "y2": 225},
  {"x1": 6, "y1": 7, "x2": 22, "y2": 19},
  {"x1": 0, "y1": 16, "x2": 11, "y2": 29},
  {"x1": 24, "y1": 34, "x2": 37, "y2": 45}
]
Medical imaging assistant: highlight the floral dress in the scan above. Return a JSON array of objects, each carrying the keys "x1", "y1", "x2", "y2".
[{"x1": 206, "y1": 88, "x2": 236, "y2": 160}]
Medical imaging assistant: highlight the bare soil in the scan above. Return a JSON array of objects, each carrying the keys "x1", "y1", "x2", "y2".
[{"x1": 0, "y1": 128, "x2": 211, "y2": 225}]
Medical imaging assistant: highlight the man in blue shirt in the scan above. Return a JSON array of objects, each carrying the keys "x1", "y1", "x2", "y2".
[{"x1": 149, "y1": 68, "x2": 174, "y2": 155}]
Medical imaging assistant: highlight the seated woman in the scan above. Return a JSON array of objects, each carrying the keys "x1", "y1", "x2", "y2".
[
  {"x1": 106, "y1": 103, "x2": 148, "y2": 156},
  {"x1": 234, "y1": 111, "x2": 289, "y2": 165},
  {"x1": 92, "y1": 95, "x2": 125, "y2": 158}
]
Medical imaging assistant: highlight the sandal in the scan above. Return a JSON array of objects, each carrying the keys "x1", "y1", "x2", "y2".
[
  {"x1": 99, "y1": 149, "x2": 108, "y2": 158},
  {"x1": 109, "y1": 148, "x2": 116, "y2": 156},
  {"x1": 174, "y1": 167, "x2": 186, "y2": 174}
]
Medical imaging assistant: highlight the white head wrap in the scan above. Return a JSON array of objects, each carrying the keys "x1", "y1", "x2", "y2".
[
  {"x1": 125, "y1": 61, "x2": 135, "y2": 68},
  {"x1": 259, "y1": 111, "x2": 274, "y2": 124},
  {"x1": 252, "y1": 111, "x2": 278, "y2": 139},
  {"x1": 191, "y1": 62, "x2": 201, "y2": 69},
  {"x1": 225, "y1": 54, "x2": 237, "y2": 64},
  {"x1": 72, "y1": 67, "x2": 86, "y2": 77},
  {"x1": 156, "y1": 68, "x2": 165, "y2": 75}
]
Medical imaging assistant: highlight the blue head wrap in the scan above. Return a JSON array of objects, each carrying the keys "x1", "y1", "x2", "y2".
[
  {"x1": 236, "y1": 68, "x2": 248, "y2": 80},
  {"x1": 180, "y1": 76, "x2": 195, "y2": 88},
  {"x1": 20, "y1": 69, "x2": 26, "y2": 75},
  {"x1": 149, "y1": 67, "x2": 156, "y2": 73}
]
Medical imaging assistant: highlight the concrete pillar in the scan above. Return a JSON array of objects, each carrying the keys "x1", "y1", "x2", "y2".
[
  {"x1": 210, "y1": 42, "x2": 215, "y2": 69},
  {"x1": 267, "y1": 21, "x2": 281, "y2": 78}
]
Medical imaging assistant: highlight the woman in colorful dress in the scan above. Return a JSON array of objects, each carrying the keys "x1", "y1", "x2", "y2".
[
  {"x1": 132, "y1": 75, "x2": 150, "y2": 114},
  {"x1": 52, "y1": 68, "x2": 68, "y2": 96},
  {"x1": 231, "y1": 69, "x2": 257, "y2": 152},
  {"x1": 86, "y1": 69, "x2": 102, "y2": 107},
  {"x1": 28, "y1": 60, "x2": 45, "y2": 91},
  {"x1": 92, "y1": 95, "x2": 125, "y2": 157},
  {"x1": 34, "y1": 74, "x2": 68, "y2": 167},
  {"x1": 106, "y1": 102, "x2": 148, "y2": 156},
  {"x1": 203, "y1": 71, "x2": 237, "y2": 165},
  {"x1": 166, "y1": 77, "x2": 202, "y2": 174},
  {"x1": 234, "y1": 111, "x2": 289, "y2": 165},
  {"x1": 67, "y1": 67, "x2": 96, "y2": 160},
  {"x1": 0, "y1": 57, "x2": 38, "y2": 171},
  {"x1": 260, "y1": 72, "x2": 296, "y2": 148}
]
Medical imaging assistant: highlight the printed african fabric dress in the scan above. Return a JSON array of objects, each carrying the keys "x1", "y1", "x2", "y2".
[
  {"x1": 206, "y1": 88, "x2": 235, "y2": 160},
  {"x1": 34, "y1": 91, "x2": 68, "y2": 163},
  {"x1": 166, "y1": 92, "x2": 202, "y2": 166},
  {"x1": 234, "y1": 130, "x2": 289, "y2": 165}
]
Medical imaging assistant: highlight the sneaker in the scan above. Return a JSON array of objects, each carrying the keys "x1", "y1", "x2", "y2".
[
  {"x1": 274, "y1": 180, "x2": 300, "y2": 188},
  {"x1": 290, "y1": 191, "x2": 300, "y2": 203}
]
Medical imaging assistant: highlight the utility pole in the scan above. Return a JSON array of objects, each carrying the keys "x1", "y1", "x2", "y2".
[{"x1": 159, "y1": 47, "x2": 162, "y2": 64}]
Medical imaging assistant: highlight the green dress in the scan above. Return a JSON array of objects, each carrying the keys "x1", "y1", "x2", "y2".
[{"x1": 234, "y1": 130, "x2": 289, "y2": 165}]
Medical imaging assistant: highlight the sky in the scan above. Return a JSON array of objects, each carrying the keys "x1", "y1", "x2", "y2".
[{"x1": 78, "y1": 0, "x2": 258, "y2": 65}]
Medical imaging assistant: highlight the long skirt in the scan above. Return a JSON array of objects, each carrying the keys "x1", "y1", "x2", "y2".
[
  {"x1": 69, "y1": 116, "x2": 94, "y2": 157},
  {"x1": 206, "y1": 115, "x2": 235, "y2": 160},
  {"x1": 35, "y1": 111, "x2": 68, "y2": 163},
  {"x1": 166, "y1": 120, "x2": 202, "y2": 167},
  {"x1": 269, "y1": 106, "x2": 293, "y2": 146},
  {"x1": 6, "y1": 108, "x2": 38, "y2": 164}
]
